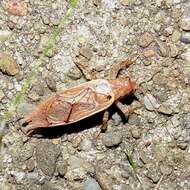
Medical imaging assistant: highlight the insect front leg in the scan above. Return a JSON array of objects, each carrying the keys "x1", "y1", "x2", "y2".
[
  {"x1": 115, "y1": 101, "x2": 134, "y2": 118},
  {"x1": 101, "y1": 110, "x2": 109, "y2": 132}
]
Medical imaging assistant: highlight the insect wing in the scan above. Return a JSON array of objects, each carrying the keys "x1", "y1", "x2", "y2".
[{"x1": 47, "y1": 82, "x2": 114, "y2": 126}]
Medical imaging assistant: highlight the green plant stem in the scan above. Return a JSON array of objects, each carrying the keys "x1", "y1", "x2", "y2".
[
  {"x1": 0, "y1": 0, "x2": 78, "y2": 140},
  {"x1": 124, "y1": 149, "x2": 137, "y2": 175}
]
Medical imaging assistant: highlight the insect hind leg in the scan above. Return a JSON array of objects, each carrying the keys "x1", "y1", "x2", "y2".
[
  {"x1": 101, "y1": 110, "x2": 109, "y2": 132},
  {"x1": 95, "y1": 110, "x2": 109, "y2": 138}
]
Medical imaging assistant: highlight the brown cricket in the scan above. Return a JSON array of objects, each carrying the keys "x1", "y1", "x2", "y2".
[{"x1": 22, "y1": 59, "x2": 136, "y2": 135}]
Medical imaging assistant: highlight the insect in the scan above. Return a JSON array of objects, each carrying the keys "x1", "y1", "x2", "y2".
[{"x1": 22, "y1": 59, "x2": 136, "y2": 135}]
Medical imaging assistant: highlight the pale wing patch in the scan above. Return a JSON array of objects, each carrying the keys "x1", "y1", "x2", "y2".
[{"x1": 95, "y1": 80, "x2": 112, "y2": 96}]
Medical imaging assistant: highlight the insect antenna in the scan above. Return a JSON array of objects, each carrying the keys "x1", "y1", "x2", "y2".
[{"x1": 109, "y1": 56, "x2": 139, "y2": 80}]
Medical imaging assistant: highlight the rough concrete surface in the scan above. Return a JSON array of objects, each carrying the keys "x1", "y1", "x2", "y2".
[{"x1": 0, "y1": 0, "x2": 190, "y2": 189}]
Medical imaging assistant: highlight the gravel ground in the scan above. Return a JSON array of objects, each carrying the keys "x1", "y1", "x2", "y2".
[{"x1": 0, "y1": 0, "x2": 190, "y2": 189}]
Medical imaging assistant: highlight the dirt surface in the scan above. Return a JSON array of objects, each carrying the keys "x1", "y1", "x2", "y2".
[{"x1": 0, "y1": 0, "x2": 190, "y2": 190}]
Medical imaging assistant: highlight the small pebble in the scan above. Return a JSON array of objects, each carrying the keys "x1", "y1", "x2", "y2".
[
  {"x1": 102, "y1": 132, "x2": 122, "y2": 147},
  {"x1": 112, "y1": 113, "x2": 121, "y2": 126},
  {"x1": 169, "y1": 43, "x2": 179, "y2": 58},
  {"x1": 36, "y1": 141, "x2": 60, "y2": 176},
  {"x1": 15, "y1": 143, "x2": 34, "y2": 162},
  {"x1": 181, "y1": 17, "x2": 190, "y2": 31},
  {"x1": 10, "y1": 171, "x2": 26, "y2": 183},
  {"x1": 128, "y1": 114, "x2": 140, "y2": 125},
  {"x1": 171, "y1": 30, "x2": 181, "y2": 42},
  {"x1": 67, "y1": 66, "x2": 82, "y2": 80},
  {"x1": 26, "y1": 172, "x2": 38, "y2": 181},
  {"x1": 68, "y1": 156, "x2": 84, "y2": 169},
  {"x1": 84, "y1": 178, "x2": 102, "y2": 190},
  {"x1": 120, "y1": 0, "x2": 131, "y2": 6},
  {"x1": 26, "y1": 159, "x2": 35, "y2": 172},
  {"x1": 138, "y1": 32, "x2": 153, "y2": 48},
  {"x1": 72, "y1": 135, "x2": 82, "y2": 148},
  {"x1": 180, "y1": 32, "x2": 190, "y2": 44},
  {"x1": 45, "y1": 77, "x2": 57, "y2": 92},
  {"x1": 144, "y1": 93, "x2": 159, "y2": 111},
  {"x1": 32, "y1": 81, "x2": 45, "y2": 96},
  {"x1": 130, "y1": 126, "x2": 141, "y2": 139},
  {"x1": 42, "y1": 16, "x2": 50, "y2": 25},
  {"x1": 164, "y1": 26, "x2": 173, "y2": 36},
  {"x1": 143, "y1": 48, "x2": 156, "y2": 58},
  {"x1": 0, "y1": 53, "x2": 19, "y2": 76},
  {"x1": 95, "y1": 168, "x2": 113, "y2": 190},
  {"x1": 160, "y1": 164, "x2": 172, "y2": 176},
  {"x1": 50, "y1": 17, "x2": 59, "y2": 26},
  {"x1": 57, "y1": 162, "x2": 67, "y2": 177},
  {"x1": 28, "y1": 92, "x2": 40, "y2": 102},
  {"x1": 181, "y1": 49, "x2": 190, "y2": 63},
  {"x1": 139, "y1": 151, "x2": 152, "y2": 164},
  {"x1": 177, "y1": 142, "x2": 188, "y2": 150},
  {"x1": 66, "y1": 156, "x2": 94, "y2": 181},
  {"x1": 0, "y1": 30, "x2": 12, "y2": 43},
  {"x1": 158, "y1": 104, "x2": 173, "y2": 115},
  {"x1": 79, "y1": 138, "x2": 93, "y2": 151},
  {"x1": 79, "y1": 47, "x2": 93, "y2": 60},
  {"x1": 146, "y1": 164, "x2": 161, "y2": 183},
  {"x1": 156, "y1": 40, "x2": 169, "y2": 57}
]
